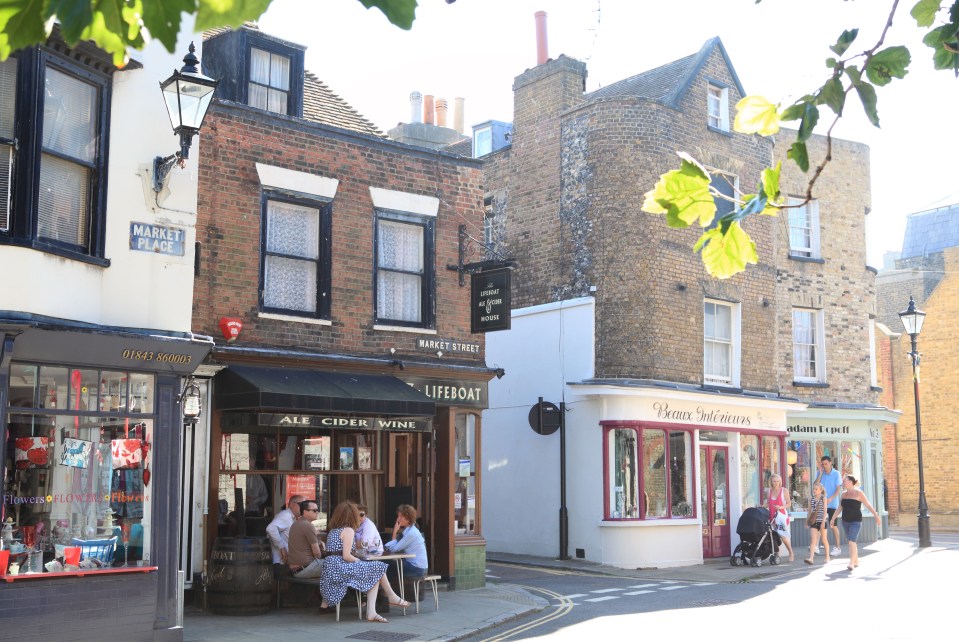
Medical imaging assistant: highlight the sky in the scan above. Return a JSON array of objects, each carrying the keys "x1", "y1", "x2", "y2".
[{"x1": 258, "y1": 0, "x2": 959, "y2": 268}]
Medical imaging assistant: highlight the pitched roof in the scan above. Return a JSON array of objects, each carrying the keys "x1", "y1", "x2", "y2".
[
  {"x1": 442, "y1": 137, "x2": 473, "y2": 157},
  {"x1": 586, "y1": 36, "x2": 745, "y2": 109},
  {"x1": 900, "y1": 203, "x2": 959, "y2": 258},
  {"x1": 303, "y1": 71, "x2": 383, "y2": 137}
]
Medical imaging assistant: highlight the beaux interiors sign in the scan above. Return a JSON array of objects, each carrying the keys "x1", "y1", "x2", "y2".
[{"x1": 645, "y1": 400, "x2": 785, "y2": 431}]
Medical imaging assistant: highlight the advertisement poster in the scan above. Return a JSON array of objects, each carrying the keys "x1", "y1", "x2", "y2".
[
  {"x1": 339, "y1": 447, "x2": 355, "y2": 470},
  {"x1": 454, "y1": 493, "x2": 462, "y2": 509},
  {"x1": 357, "y1": 447, "x2": 372, "y2": 470},
  {"x1": 286, "y1": 475, "x2": 316, "y2": 505},
  {"x1": 304, "y1": 436, "x2": 330, "y2": 470},
  {"x1": 458, "y1": 458, "x2": 471, "y2": 478}
]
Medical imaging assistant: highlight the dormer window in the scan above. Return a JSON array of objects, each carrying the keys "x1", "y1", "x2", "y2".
[
  {"x1": 707, "y1": 82, "x2": 729, "y2": 132},
  {"x1": 249, "y1": 47, "x2": 290, "y2": 114}
]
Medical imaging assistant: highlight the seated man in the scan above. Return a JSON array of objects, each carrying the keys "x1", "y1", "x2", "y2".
[
  {"x1": 266, "y1": 494, "x2": 305, "y2": 566},
  {"x1": 287, "y1": 500, "x2": 325, "y2": 579}
]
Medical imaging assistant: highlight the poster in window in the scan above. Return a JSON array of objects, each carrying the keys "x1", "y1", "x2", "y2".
[
  {"x1": 339, "y1": 447, "x2": 355, "y2": 470},
  {"x1": 304, "y1": 437, "x2": 330, "y2": 470},
  {"x1": 60, "y1": 438, "x2": 93, "y2": 469},
  {"x1": 357, "y1": 447, "x2": 372, "y2": 471},
  {"x1": 286, "y1": 475, "x2": 317, "y2": 506},
  {"x1": 15, "y1": 437, "x2": 50, "y2": 469},
  {"x1": 458, "y1": 458, "x2": 471, "y2": 478}
]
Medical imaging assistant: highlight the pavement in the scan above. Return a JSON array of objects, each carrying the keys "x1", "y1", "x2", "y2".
[{"x1": 182, "y1": 527, "x2": 949, "y2": 641}]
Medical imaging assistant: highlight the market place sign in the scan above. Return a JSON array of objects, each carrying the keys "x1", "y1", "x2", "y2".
[
  {"x1": 221, "y1": 413, "x2": 430, "y2": 432},
  {"x1": 471, "y1": 268, "x2": 511, "y2": 333},
  {"x1": 130, "y1": 222, "x2": 186, "y2": 256}
]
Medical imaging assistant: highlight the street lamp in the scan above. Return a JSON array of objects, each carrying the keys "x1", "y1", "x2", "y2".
[{"x1": 898, "y1": 295, "x2": 931, "y2": 548}]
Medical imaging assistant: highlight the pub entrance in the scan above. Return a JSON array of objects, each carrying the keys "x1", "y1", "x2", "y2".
[{"x1": 699, "y1": 444, "x2": 730, "y2": 558}]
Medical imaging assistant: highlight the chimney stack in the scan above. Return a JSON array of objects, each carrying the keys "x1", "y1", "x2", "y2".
[
  {"x1": 410, "y1": 91, "x2": 423, "y2": 124},
  {"x1": 423, "y1": 94, "x2": 435, "y2": 125},
  {"x1": 435, "y1": 98, "x2": 448, "y2": 127},
  {"x1": 454, "y1": 97, "x2": 465, "y2": 134},
  {"x1": 535, "y1": 11, "x2": 548, "y2": 65}
]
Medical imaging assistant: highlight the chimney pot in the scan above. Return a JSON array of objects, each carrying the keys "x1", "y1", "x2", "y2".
[
  {"x1": 436, "y1": 98, "x2": 448, "y2": 127},
  {"x1": 423, "y1": 94, "x2": 435, "y2": 125},
  {"x1": 410, "y1": 91, "x2": 423, "y2": 124},
  {"x1": 535, "y1": 11, "x2": 548, "y2": 65}
]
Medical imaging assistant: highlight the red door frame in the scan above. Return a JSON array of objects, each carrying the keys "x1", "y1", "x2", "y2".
[{"x1": 700, "y1": 444, "x2": 730, "y2": 558}]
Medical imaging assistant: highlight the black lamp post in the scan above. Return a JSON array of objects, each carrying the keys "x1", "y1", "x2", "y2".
[
  {"x1": 898, "y1": 295, "x2": 932, "y2": 548},
  {"x1": 153, "y1": 42, "x2": 218, "y2": 192}
]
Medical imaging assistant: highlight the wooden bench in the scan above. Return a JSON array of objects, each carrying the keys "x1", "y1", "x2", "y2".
[{"x1": 274, "y1": 572, "x2": 362, "y2": 621}]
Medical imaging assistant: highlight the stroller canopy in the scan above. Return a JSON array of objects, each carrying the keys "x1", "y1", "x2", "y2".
[{"x1": 737, "y1": 506, "x2": 771, "y2": 539}]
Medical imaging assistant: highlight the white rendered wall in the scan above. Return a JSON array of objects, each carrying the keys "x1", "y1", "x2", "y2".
[
  {"x1": 0, "y1": 22, "x2": 202, "y2": 333},
  {"x1": 484, "y1": 297, "x2": 595, "y2": 557}
]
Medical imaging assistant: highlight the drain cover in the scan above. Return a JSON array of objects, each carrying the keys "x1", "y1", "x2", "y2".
[{"x1": 346, "y1": 632, "x2": 419, "y2": 642}]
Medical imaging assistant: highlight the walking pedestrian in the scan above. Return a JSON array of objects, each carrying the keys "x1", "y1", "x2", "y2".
[
  {"x1": 804, "y1": 482, "x2": 830, "y2": 564},
  {"x1": 815, "y1": 455, "x2": 843, "y2": 557},
  {"x1": 767, "y1": 473, "x2": 794, "y2": 562},
  {"x1": 830, "y1": 475, "x2": 881, "y2": 571}
]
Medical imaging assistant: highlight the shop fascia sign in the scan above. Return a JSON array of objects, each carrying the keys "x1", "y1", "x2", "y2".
[
  {"x1": 646, "y1": 399, "x2": 782, "y2": 431},
  {"x1": 223, "y1": 413, "x2": 430, "y2": 432},
  {"x1": 400, "y1": 376, "x2": 488, "y2": 409}
]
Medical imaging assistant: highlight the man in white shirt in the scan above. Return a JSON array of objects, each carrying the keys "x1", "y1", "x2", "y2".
[{"x1": 266, "y1": 494, "x2": 305, "y2": 564}]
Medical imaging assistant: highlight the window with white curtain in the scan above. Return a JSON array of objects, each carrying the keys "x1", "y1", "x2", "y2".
[
  {"x1": 261, "y1": 196, "x2": 331, "y2": 318},
  {"x1": 704, "y1": 299, "x2": 740, "y2": 386},
  {"x1": 375, "y1": 212, "x2": 434, "y2": 327},
  {"x1": 787, "y1": 196, "x2": 820, "y2": 258},
  {"x1": 1, "y1": 50, "x2": 109, "y2": 258},
  {"x1": 249, "y1": 47, "x2": 290, "y2": 114},
  {"x1": 793, "y1": 308, "x2": 826, "y2": 382}
]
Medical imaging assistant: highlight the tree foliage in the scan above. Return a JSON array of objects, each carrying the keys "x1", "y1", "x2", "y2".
[
  {"x1": 0, "y1": 0, "x2": 419, "y2": 66},
  {"x1": 642, "y1": 0, "x2": 959, "y2": 279}
]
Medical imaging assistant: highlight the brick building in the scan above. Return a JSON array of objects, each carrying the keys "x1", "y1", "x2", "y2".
[
  {"x1": 179, "y1": 24, "x2": 494, "y2": 594},
  {"x1": 482, "y1": 36, "x2": 892, "y2": 568},
  {"x1": 876, "y1": 205, "x2": 959, "y2": 528}
]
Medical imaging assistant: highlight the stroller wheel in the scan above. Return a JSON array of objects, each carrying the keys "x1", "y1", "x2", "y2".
[
  {"x1": 770, "y1": 554, "x2": 781, "y2": 565},
  {"x1": 730, "y1": 554, "x2": 742, "y2": 567},
  {"x1": 750, "y1": 556, "x2": 762, "y2": 567}
]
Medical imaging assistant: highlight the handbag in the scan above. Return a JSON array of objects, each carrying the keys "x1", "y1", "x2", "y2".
[{"x1": 806, "y1": 498, "x2": 820, "y2": 527}]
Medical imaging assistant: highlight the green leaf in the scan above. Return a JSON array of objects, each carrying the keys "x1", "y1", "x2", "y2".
[
  {"x1": 825, "y1": 57, "x2": 839, "y2": 69},
  {"x1": 830, "y1": 29, "x2": 859, "y2": 56},
  {"x1": 695, "y1": 223, "x2": 759, "y2": 278},
  {"x1": 787, "y1": 141, "x2": 810, "y2": 172},
  {"x1": 932, "y1": 41, "x2": 959, "y2": 70},
  {"x1": 817, "y1": 76, "x2": 846, "y2": 115},
  {"x1": 912, "y1": 0, "x2": 942, "y2": 27},
  {"x1": 358, "y1": 0, "x2": 418, "y2": 30},
  {"x1": 142, "y1": 0, "x2": 194, "y2": 53},
  {"x1": 642, "y1": 156, "x2": 715, "y2": 228},
  {"x1": 760, "y1": 162, "x2": 782, "y2": 205},
  {"x1": 733, "y1": 95, "x2": 780, "y2": 136},
  {"x1": 796, "y1": 102, "x2": 820, "y2": 142},
  {"x1": 48, "y1": 0, "x2": 93, "y2": 44},
  {"x1": 196, "y1": 0, "x2": 274, "y2": 32},
  {"x1": 865, "y1": 45, "x2": 911, "y2": 86},
  {"x1": 855, "y1": 80, "x2": 880, "y2": 126},
  {"x1": 0, "y1": 0, "x2": 48, "y2": 60}
]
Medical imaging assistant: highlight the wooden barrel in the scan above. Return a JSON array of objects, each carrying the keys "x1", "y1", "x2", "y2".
[{"x1": 206, "y1": 537, "x2": 272, "y2": 615}]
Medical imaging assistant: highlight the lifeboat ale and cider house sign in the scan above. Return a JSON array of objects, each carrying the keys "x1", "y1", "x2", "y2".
[{"x1": 471, "y1": 267, "x2": 511, "y2": 333}]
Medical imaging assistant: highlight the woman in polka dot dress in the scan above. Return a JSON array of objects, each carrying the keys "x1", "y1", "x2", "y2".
[{"x1": 319, "y1": 501, "x2": 410, "y2": 623}]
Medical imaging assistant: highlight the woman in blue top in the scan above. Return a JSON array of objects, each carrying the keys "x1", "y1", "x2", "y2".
[{"x1": 384, "y1": 504, "x2": 428, "y2": 580}]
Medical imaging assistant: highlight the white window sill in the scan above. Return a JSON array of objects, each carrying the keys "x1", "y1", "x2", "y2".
[
  {"x1": 373, "y1": 325, "x2": 437, "y2": 335},
  {"x1": 258, "y1": 312, "x2": 331, "y2": 326},
  {"x1": 599, "y1": 518, "x2": 699, "y2": 528}
]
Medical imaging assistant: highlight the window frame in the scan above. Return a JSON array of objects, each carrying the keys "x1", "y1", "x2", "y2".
[
  {"x1": 258, "y1": 191, "x2": 332, "y2": 320},
  {"x1": 708, "y1": 170, "x2": 737, "y2": 228},
  {"x1": 248, "y1": 46, "x2": 291, "y2": 115},
  {"x1": 601, "y1": 422, "x2": 696, "y2": 521},
  {"x1": 787, "y1": 196, "x2": 821, "y2": 259},
  {"x1": 792, "y1": 307, "x2": 827, "y2": 383},
  {"x1": 739, "y1": 432, "x2": 785, "y2": 512},
  {"x1": 373, "y1": 209, "x2": 435, "y2": 328},
  {"x1": 239, "y1": 33, "x2": 304, "y2": 118},
  {"x1": 707, "y1": 82, "x2": 729, "y2": 132},
  {"x1": 473, "y1": 126, "x2": 492, "y2": 157},
  {"x1": 703, "y1": 298, "x2": 741, "y2": 387},
  {"x1": 1, "y1": 47, "x2": 111, "y2": 264}
]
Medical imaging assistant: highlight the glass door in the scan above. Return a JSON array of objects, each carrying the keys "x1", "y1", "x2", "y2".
[{"x1": 699, "y1": 445, "x2": 730, "y2": 558}]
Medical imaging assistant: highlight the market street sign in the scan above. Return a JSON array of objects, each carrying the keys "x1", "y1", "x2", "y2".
[{"x1": 471, "y1": 267, "x2": 511, "y2": 333}]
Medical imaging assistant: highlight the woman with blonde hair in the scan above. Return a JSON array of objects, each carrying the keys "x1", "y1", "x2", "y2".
[
  {"x1": 319, "y1": 501, "x2": 409, "y2": 623},
  {"x1": 767, "y1": 473, "x2": 795, "y2": 562},
  {"x1": 804, "y1": 482, "x2": 830, "y2": 564}
]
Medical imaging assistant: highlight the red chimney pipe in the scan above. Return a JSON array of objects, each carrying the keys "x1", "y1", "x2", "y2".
[
  {"x1": 423, "y1": 95, "x2": 435, "y2": 125},
  {"x1": 535, "y1": 11, "x2": 548, "y2": 65}
]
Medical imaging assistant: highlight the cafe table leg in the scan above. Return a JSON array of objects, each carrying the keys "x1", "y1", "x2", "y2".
[{"x1": 397, "y1": 559, "x2": 406, "y2": 615}]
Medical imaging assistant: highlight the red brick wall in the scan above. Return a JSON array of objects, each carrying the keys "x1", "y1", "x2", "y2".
[{"x1": 194, "y1": 103, "x2": 487, "y2": 364}]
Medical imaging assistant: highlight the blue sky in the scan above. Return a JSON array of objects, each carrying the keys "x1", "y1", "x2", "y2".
[{"x1": 259, "y1": 0, "x2": 959, "y2": 267}]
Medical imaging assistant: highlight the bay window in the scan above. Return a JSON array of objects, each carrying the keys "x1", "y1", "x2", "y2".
[{"x1": 603, "y1": 423, "x2": 693, "y2": 520}]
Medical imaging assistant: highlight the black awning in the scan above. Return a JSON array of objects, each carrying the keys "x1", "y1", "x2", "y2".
[{"x1": 215, "y1": 365, "x2": 435, "y2": 417}]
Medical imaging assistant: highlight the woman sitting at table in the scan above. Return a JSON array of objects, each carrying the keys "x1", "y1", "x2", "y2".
[
  {"x1": 384, "y1": 504, "x2": 428, "y2": 581},
  {"x1": 319, "y1": 501, "x2": 410, "y2": 623}
]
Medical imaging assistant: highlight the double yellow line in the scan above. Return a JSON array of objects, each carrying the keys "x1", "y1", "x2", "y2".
[{"x1": 479, "y1": 584, "x2": 573, "y2": 642}]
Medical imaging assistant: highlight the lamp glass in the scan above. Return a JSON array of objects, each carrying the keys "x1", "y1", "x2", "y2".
[
  {"x1": 182, "y1": 386, "x2": 202, "y2": 418},
  {"x1": 161, "y1": 72, "x2": 217, "y2": 133},
  {"x1": 898, "y1": 300, "x2": 926, "y2": 336}
]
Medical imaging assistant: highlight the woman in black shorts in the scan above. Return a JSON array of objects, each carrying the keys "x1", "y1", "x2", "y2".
[{"x1": 830, "y1": 475, "x2": 881, "y2": 571}]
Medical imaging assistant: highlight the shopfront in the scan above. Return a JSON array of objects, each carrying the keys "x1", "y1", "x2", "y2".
[
  {"x1": 784, "y1": 405, "x2": 899, "y2": 547},
  {"x1": 0, "y1": 325, "x2": 212, "y2": 640},
  {"x1": 205, "y1": 362, "x2": 491, "y2": 591}
]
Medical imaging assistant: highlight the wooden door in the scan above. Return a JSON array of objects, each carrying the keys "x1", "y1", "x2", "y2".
[{"x1": 699, "y1": 445, "x2": 730, "y2": 558}]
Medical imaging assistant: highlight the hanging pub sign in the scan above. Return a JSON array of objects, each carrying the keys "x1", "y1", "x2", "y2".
[{"x1": 471, "y1": 267, "x2": 511, "y2": 333}]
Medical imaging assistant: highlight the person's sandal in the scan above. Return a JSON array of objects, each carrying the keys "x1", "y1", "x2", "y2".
[
  {"x1": 804, "y1": 558, "x2": 813, "y2": 564},
  {"x1": 388, "y1": 598, "x2": 411, "y2": 608},
  {"x1": 368, "y1": 614, "x2": 388, "y2": 623}
]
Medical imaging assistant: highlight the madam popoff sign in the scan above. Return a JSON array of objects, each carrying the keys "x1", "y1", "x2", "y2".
[{"x1": 471, "y1": 268, "x2": 511, "y2": 333}]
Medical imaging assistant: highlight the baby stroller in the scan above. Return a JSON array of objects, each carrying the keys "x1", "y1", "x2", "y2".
[{"x1": 730, "y1": 506, "x2": 782, "y2": 567}]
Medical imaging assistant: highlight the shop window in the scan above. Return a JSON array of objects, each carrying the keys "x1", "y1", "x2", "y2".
[
  {"x1": 0, "y1": 50, "x2": 111, "y2": 261},
  {"x1": 840, "y1": 441, "x2": 862, "y2": 483},
  {"x1": 603, "y1": 424, "x2": 693, "y2": 520},
  {"x1": 3, "y1": 362, "x2": 156, "y2": 575},
  {"x1": 739, "y1": 433, "x2": 784, "y2": 512},
  {"x1": 787, "y1": 440, "x2": 812, "y2": 511},
  {"x1": 454, "y1": 413, "x2": 479, "y2": 535},
  {"x1": 260, "y1": 195, "x2": 331, "y2": 319}
]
